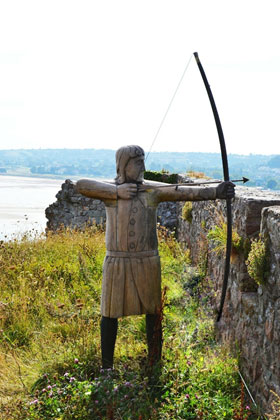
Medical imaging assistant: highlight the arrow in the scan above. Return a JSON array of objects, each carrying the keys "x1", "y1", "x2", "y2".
[
  {"x1": 231, "y1": 177, "x2": 249, "y2": 183},
  {"x1": 178, "y1": 176, "x2": 249, "y2": 186},
  {"x1": 140, "y1": 176, "x2": 249, "y2": 190}
]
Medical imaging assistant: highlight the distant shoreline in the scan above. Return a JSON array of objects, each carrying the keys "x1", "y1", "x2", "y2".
[
  {"x1": 0, "y1": 176, "x2": 64, "y2": 241},
  {"x1": 0, "y1": 172, "x2": 78, "y2": 181},
  {"x1": 0, "y1": 172, "x2": 108, "y2": 181}
]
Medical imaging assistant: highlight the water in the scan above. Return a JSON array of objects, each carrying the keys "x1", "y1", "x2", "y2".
[{"x1": 0, "y1": 176, "x2": 63, "y2": 240}]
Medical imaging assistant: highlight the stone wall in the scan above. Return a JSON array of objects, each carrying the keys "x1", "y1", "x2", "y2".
[
  {"x1": 45, "y1": 180, "x2": 106, "y2": 231},
  {"x1": 45, "y1": 179, "x2": 178, "y2": 232},
  {"x1": 177, "y1": 187, "x2": 280, "y2": 414}
]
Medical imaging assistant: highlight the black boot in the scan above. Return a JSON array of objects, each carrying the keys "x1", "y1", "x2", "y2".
[
  {"x1": 100, "y1": 316, "x2": 118, "y2": 369},
  {"x1": 146, "y1": 314, "x2": 162, "y2": 366}
]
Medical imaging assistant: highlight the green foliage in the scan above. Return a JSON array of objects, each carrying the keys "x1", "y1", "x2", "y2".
[
  {"x1": 182, "y1": 202, "x2": 193, "y2": 223},
  {"x1": 207, "y1": 223, "x2": 244, "y2": 256},
  {"x1": 0, "y1": 228, "x2": 259, "y2": 419},
  {"x1": 246, "y1": 236, "x2": 270, "y2": 285},
  {"x1": 144, "y1": 170, "x2": 178, "y2": 184}
]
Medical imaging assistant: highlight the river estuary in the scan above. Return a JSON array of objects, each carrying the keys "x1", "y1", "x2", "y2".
[{"x1": 0, "y1": 175, "x2": 63, "y2": 240}]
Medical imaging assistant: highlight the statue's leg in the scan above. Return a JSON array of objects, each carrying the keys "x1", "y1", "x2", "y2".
[
  {"x1": 101, "y1": 316, "x2": 118, "y2": 369},
  {"x1": 146, "y1": 314, "x2": 162, "y2": 365}
]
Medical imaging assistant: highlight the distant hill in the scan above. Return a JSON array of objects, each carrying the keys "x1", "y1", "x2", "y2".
[
  {"x1": 0, "y1": 148, "x2": 279, "y2": 190},
  {"x1": 268, "y1": 155, "x2": 280, "y2": 168}
]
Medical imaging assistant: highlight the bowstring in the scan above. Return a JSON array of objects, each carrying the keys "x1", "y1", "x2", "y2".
[{"x1": 145, "y1": 53, "x2": 194, "y2": 162}]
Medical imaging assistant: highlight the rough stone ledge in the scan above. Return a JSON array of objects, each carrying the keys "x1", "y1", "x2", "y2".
[{"x1": 177, "y1": 187, "x2": 280, "y2": 415}]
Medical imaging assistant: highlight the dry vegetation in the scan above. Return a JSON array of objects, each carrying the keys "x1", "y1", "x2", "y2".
[{"x1": 0, "y1": 227, "x2": 262, "y2": 419}]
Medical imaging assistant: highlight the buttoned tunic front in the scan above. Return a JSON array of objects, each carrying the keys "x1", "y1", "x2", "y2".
[
  {"x1": 102, "y1": 189, "x2": 161, "y2": 318},
  {"x1": 76, "y1": 180, "x2": 217, "y2": 318}
]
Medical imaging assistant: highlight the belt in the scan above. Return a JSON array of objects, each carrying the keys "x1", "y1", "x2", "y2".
[{"x1": 106, "y1": 250, "x2": 158, "y2": 258}]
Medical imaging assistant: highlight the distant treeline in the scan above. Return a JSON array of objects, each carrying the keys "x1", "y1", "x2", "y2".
[{"x1": 0, "y1": 148, "x2": 279, "y2": 190}]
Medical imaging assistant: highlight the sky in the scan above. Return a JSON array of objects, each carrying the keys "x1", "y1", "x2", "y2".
[{"x1": 0, "y1": 0, "x2": 280, "y2": 156}]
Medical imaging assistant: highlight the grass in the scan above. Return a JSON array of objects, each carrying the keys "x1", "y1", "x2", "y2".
[{"x1": 0, "y1": 227, "x2": 261, "y2": 419}]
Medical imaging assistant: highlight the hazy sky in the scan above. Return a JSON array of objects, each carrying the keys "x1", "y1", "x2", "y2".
[{"x1": 0, "y1": 0, "x2": 280, "y2": 155}]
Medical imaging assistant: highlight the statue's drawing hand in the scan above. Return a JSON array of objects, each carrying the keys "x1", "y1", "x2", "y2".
[
  {"x1": 117, "y1": 183, "x2": 138, "y2": 199},
  {"x1": 216, "y1": 181, "x2": 235, "y2": 199}
]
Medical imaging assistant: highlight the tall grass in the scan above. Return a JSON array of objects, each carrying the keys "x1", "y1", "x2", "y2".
[{"x1": 0, "y1": 227, "x2": 259, "y2": 419}]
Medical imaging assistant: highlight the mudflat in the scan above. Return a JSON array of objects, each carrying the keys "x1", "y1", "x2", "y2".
[{"x1": 0, "y1": 175, "x2": 62, "y2": 240}]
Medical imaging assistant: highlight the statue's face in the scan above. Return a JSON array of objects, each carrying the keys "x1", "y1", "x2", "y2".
[{"x1": 125, "y1": 155, "x2": 145, "y2": 183}]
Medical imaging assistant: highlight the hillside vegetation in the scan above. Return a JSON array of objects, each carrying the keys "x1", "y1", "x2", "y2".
[
  {"x1": 0, "y1": 148, "x2": 279, "y2": 190},
  {"x1": 0, "y1": 228, "x2": 261, "y2": 419}
]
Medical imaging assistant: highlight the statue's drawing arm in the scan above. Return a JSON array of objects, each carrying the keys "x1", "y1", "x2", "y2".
[
  {"x1": 155, "y1": 181, "x2": 235, "y2": 202},
  {"x1": 76, "y1": 179, "x2": 139, "y2": 201},
  {"x1": 75, "y1": 179, "x2": 118, "y2": 201}
]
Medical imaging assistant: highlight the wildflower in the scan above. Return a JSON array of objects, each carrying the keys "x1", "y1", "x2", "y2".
[
  {"x1": 185, "y1": 394, "x2": 190, "y2": 399},
  {"x1": 124, "y1": 394, "x2": 129, "y2": 400},
  {"x1": 246, "y1": 405, "x2": 250, "y2": 410},
  {"x1": 74, "y1": 358, "x2": 79, "y2": 364},
  {"x1": 30, "y1": 399, "x2": 39, "y2": 405},
  {"x1": 113, "y1": 386, "x2": 119, "y2": 392},
  {"x1": 42, "y1": 388, "x2": 46, "y2": 393},
  {"x1": 49, "y1": 391, "x2": 53, "y2": 398},
  {"x1": 195, "y1": 394, "x2": 199, "y2": 399},
  {"x1": 64, "y1": 372, "x2": 69, "y2": 377},
  {"x1": 70, "y1": 377, "x2": 76, "y2": 383},
  {"x1": 95, "y1": 400, "x2": 99, "y2": 404},
  {"x1": 47, "y1": 385, "x2": 52, "y2": 390},
  {"x1": 125, "y1": 381, "x2": 132, "y2": 387}
]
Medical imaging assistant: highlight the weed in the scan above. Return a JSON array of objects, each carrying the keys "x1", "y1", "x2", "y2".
[
  {"x1": 207, "y1": 223, "x2": 244, "y2": 256},
  {"x1": 246, "y1": 236, "x2": 270, "y2": 285},
  {"x1": 182, "y1": 202, "x2": 193, "y2": 223}
]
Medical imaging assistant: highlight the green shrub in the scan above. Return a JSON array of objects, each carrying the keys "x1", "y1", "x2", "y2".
[
  {"x1": 246, "y1": 236, "x2": 270, "y2": 285},
  {"x1": 144, "y1": 170, "x2": 178, "y2": 184},
  {"x1": 207, "y1": 223, "x2": 243, "y2": 256},
  {"x1": 182, "y1": 202, "x2": 193, "y2": 223}
]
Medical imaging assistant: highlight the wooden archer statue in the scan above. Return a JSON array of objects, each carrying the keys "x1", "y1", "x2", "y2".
[{"x1": 76, "y1": 145, "x2": 235, "y2": 368}]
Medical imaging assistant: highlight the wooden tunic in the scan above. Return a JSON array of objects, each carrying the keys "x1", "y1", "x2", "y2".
[{"x1": 76, "y1": 180, "x2": 217, "y2": 318}]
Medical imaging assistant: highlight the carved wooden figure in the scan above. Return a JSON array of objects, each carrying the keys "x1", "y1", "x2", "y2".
[{"x1": 76, "y1": 145, "x2": 234, "y2": 368}]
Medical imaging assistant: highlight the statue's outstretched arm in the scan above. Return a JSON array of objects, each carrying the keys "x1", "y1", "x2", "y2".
[
  {"x1": 156, "y1": 185, "x2": 217, "y2": 203},
  {"x1": 153, "y1": 181, "x2": 235, "y2": 203}
]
